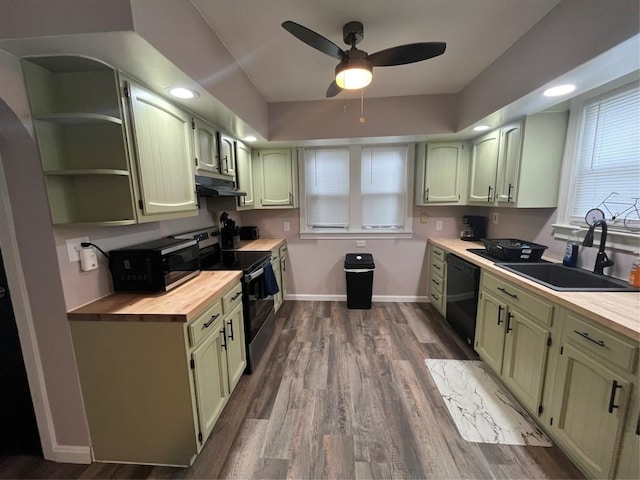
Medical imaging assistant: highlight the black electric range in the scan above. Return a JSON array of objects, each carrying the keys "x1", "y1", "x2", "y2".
[{"x1": 466, "y1": 248, "x2": 550, "y2": 263}]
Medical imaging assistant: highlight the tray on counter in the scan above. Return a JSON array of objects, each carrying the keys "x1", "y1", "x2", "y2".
[{"x1": 481, "y1": 238, "x2": 548, "y2": 261}]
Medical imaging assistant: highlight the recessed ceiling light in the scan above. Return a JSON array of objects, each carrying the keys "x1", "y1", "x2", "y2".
[
  {"x1": 168, "y1": 87, "x2": 199, "y2": 99},
  {"x1": 543, "y1": 84, "x2": 576, "y2": 97},
  {"x1": 473, "y1": 125, "x2": 490, "y2": 132},
  {"x1": 243, "y1": 135, "x2": 258, "y2": 142}
]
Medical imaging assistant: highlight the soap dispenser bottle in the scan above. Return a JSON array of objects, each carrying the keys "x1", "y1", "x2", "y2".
[
  {"x1": 629, "y1": 253, "x2": 640, "y2": 287},
  {"x1": 563, "y1": 229, "x2": 580, "y2": 267}
]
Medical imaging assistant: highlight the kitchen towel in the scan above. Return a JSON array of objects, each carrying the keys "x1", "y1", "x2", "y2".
[{"x1": 262, "y1": 261, "x2": 280, "y2": 297}]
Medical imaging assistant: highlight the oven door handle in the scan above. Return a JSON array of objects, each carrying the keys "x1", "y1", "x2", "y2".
[{"x1": 244, "y1": 267, "x2": 264, "y2": 282}]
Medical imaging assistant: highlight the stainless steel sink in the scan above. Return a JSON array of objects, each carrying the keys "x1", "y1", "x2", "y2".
[{"x1": 497, "y1": 263, "x2": 639, "y2": 292}]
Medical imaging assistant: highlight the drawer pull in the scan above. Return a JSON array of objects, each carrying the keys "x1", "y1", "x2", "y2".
[
  {"x1": 574, "y1": 330, "x2": 605, "y2": 347},
  {"x1": 432, "y1": 278, "x2": 440, "y2": 286},
  {"x1": 497, "y1": 287, "x2": 518, "y2": 299},
  {"x1": 608, "y1": 380, "x2": 622, "y2": 413},
  {"x1": 636, "y1": 412, "x2": 639, "y2": 436},
  {"x1": 227, "y1": 319, "x2": 234, "y2": 340},
  {"x1": 433, "y1": 264, "x2": 441, "y2": 270},
  {"x1": 203, "y1": 313, "x2": 219, "y2": 329},
  {"x1": 506, "y1": 312, "x2": 513, "y2": 333},
  {"x1": 231, "y1": 291, "x2": 242, "y2": 301},
  {"x1": 221, "y1": 329, "x2": 227, "y2": 350},
  {"x1": 431, "y1": 293, "x2": 439, "y2": 302}
]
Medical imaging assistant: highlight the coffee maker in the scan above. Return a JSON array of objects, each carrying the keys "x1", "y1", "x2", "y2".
[{"x1": 460, "y1": 215, "x2": 487, "y2": 241}]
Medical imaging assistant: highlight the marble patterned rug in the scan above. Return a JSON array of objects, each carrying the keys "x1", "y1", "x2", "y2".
[{"x1": 425, "y1": 359, "x2": 552, "y2": 446}]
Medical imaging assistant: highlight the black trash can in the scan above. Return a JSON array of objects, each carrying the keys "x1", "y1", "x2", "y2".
[{"x1": 344, "y1": 253, "x2": 375, "y2": 309}]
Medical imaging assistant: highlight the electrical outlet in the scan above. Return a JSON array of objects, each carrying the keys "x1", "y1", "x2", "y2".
[
  {"x1": 420, "y1": 214, "x2": 428, "y2": 224},
  {"x1": 283, "y1": 221, "x2": 290, "y2": 232},
  {"x1": 66, "y1": 236, "x2": 90, "y2": 262},
  {"x1": 436, "y1": 220, "x2": 443, "y2": 231},
  {"x1": 492, "y1": 212, "x2": 499, "y2": 224},
  {"x1": 356, "y1": 240, "x2": 366, "y2": 247}
]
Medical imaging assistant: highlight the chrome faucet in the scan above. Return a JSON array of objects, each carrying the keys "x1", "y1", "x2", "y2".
[{"x1": 582, "y1": 219, "x2": 614, "y2": 275}]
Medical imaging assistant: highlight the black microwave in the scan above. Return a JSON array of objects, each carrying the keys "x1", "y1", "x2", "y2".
[{"x1": 109, "y1": 238, "x2": 200, "y2": 293}]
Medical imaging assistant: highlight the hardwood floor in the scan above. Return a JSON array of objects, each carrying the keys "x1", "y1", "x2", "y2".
[{"x1": 0, "y1": 301, "x2": 583, "y2": 479}]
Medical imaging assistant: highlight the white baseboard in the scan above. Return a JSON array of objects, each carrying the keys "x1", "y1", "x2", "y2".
[
  {"x1": 48, "y1": 444, "x2": 92, "y2": 464},
  {"x1": 285, "y1": 294, "x2": 429, "y2": 303}
]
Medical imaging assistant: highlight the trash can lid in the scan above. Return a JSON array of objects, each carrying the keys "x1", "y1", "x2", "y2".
[{"x1": 344, "y1": 253, "x2": 375, "y2": 269}]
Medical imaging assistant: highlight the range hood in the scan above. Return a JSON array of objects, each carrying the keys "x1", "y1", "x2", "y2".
[{"x1": 195, "y1": 175, "x2": 246, "y2": 197}]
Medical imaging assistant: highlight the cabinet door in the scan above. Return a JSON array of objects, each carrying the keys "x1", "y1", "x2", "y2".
[
  {"x1": 423, "y1": 143, "x2": 464, "y2": 203},
  {"x1": 225, "y1": 304, "x2": 246, "y2": 392},
  {"x1": 258, "y1": 149, "x2": 294, "y2": 207},
  {"x1": 501, "y1": 308, "x2": 550, "y2": 414},
  {"x1": 475, "y1": 290, "x2": 506, "y2": 374},
  {"x1": 193, "y1": 118, "x2": 220, "y2": 176},
  {"x1": 496, "y1": 122, "x2": 523, "y2": 204},
  {"x1": 235, "y1": 141, "x2": 254, "y2": 209},
  {"x1": 218, "y1": 133, "x2": 236, "y2": 178},
  {"x1": 191, "y1": 328, "x2": 229, "y2": 445},
  {"x1": 127, "y1": 82, "x2": 196, "y2": 215},
  {"x1": 272, "y1": 257, "x2": 283, "y2": 312},
  {"x1": 469, "y1": 131, "x2": 499, "y2": 204},
  {"x1": 551, "y1": 342, "x2": 630, "y2": 479}
]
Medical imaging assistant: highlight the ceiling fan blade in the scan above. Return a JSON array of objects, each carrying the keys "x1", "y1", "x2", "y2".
[
  {"x1": 326, "y1": 80, "x2": 343, "y2": 98},
  {"x1": 368, "y1": 42, "x2": 446, "y2": 67},
  {"x1": 282, "y1": 21, "x2": 346, "y2": 61}
]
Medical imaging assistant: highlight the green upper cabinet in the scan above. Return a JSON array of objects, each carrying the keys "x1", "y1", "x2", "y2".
[
  {"x1": 125, "y1": 80, "x2": 197, "y2": 219},
  {"x1": 415, "y1": 142, "x2": 468, "y2": 205},
  {"x1": 193, "y1": 116, "x2": 221, "y2": 177},
  {"x1": 22, "y1": 56, "x2": 137, "y2": 226},
  {"x1": 235, "y1": 140, "x2": 254, "y2": 210},
  {"x1": 469, "y1": 112, "x2": 568, "y2": 208},
  {"x1": 218, "y1": 133, "x2": 236, "y2": 179},
  {"x1": 254, "y1": 148, "x2": 298, "y2": 209},
  {"x1": 468, "y1": 130, "x2": 500, "y2": 204}
]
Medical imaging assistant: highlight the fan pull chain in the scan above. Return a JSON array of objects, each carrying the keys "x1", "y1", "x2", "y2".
[{"x1": 360, "y1": 89, "x2": 366, "y2": 124}]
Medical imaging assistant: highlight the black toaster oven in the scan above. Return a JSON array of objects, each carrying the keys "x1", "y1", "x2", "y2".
[{"x1": 109, "y1": 238, "x2": 200, "y2": 293}]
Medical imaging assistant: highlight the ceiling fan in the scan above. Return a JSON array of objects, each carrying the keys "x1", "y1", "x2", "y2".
[{"x1": 281, "y1": 20, "x2": 446, "y2": 98}]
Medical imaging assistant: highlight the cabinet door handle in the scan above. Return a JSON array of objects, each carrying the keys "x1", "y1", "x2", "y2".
[
  {"x1": 487, "y1": 185, "x2": 493, "y2": 202},
  {"x1": 497, "y1": 305, "x2": 504, "y2": 325},
  {"x1": 506, "y1": 312, "x2": 513, "y2": 333},
  {"x1": 425, "y1": 187, "x2": 430, "y2": 201},
  {"x1": 507, "y1": 183, "x2": 514, "y2": 202},
  {"x1": 289, "y1": 192, "x2": 293, "y2": 205},
  {"x1": 497, "y1": 287, "x2": 518, "y2": 299},
  {"x1": 608, "y1": 380, "x2": 622, "y2": 413},
  {"x1": 221, "y1": 329, "x2": 227, "y2": 350},
  {"x1": 573, "y1": 330, "x2": 605, "y2": 347},
  {"x1": 203, "y1": 313, "x2": 219, "y2": 329},
  {"x1": 227, "y1": 320, "x2": 234, "y2": 341},
  {"x1": 231, "y1": 291, "x2": 242, "y2": 301},
  {"x1": 636, "y1": 412, "x2": 639, "y2": 435}
]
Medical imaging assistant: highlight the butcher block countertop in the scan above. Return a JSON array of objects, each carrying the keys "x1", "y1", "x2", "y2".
[
  {"x1": 68, "y1": 271, "x2": 242, "y2": 323},
  {"x1": 430, "y1": 238, "x2": 640, "y2": 339},
  {"x1": 234, "y1": 238, "x2": 285, "y2": 252}
]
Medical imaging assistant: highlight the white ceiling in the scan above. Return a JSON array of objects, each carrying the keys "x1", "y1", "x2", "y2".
[{"x1": 191, "y1": 0, "x2": 561, "y2": 103}]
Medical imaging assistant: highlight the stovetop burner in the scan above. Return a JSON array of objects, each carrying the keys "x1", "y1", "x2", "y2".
[{"x1": 466, "y1": 248, "x2": 550, "y2": 263}]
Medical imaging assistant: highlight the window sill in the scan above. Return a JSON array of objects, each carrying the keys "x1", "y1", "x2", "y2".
[
  {"x1": 300, "y1": 231, "x2": 413, "y2": 240},
  {"x1": 552, "y1": 223, "x2": 640, "y2": 253}
]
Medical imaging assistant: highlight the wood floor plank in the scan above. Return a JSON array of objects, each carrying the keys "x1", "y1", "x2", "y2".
[
  {"x1": 218, "y1": 419, "x2": 269, "y2": 479},
  {"x1": 322, "y1": 435, "x2": 355, "y2": 480},
  {"x1": 284, "y1": 388, "x2": 323, "y2": 480}
]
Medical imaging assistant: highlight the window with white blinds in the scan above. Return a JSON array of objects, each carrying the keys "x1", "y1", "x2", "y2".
[
  {"x1": 301, "y1": 144, "x2": 412, "y2": 234},
  {"x1": 304, "y1": 148, "x2": 350, "y2": 228},
  {"x1": 571, "y1": 84, "x2": 640, "y2": 226},
  {"x1": 361, "y1": 146, "x2": 407, "y2": 229}
]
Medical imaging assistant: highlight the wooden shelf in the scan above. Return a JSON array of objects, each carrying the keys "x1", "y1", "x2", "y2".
[
  {"x1": 34, "y1": 113, "x2": 122, "y2": 125},
  {"x1": 44, "y1": 169, "x2": 130, "y2": 177}
]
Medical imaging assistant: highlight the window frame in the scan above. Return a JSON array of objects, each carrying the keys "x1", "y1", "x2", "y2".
[
  {"x1": 553, "y1": 79, "x2": 640, "y2": 252},
  {"x1": 298, "y1": 144, "x2": 415, "y2": 239}
]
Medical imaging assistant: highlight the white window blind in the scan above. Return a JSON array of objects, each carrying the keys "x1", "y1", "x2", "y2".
[
  {"x1": 304, "y1": 148, "x2": 350, "y2": 228},
  {"x1": 572, "y1": 84, "x2": 640, "y2": 225},
  {"x1": 361, "y1": 146, "x2": 407, "y2": 229}
]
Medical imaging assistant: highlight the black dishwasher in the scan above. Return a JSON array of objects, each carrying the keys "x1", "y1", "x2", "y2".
[{"x1": 445, "y1": 254, "x2": 480, "y2": 346}]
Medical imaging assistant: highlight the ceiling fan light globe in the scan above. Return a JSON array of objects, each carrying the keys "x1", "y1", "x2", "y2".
[{"x1": 335, "y1": 58, "x2": 372, "y2": 90}]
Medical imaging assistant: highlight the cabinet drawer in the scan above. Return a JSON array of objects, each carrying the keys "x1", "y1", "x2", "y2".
[
  {"x1": 188, "y1": 300, "x2": 223, "y2": 348},
  {"x1": 428, "y1": 283, "x2": 444, "y2": 310},
  {"x1": 222, "y1": 281, "x2": 243, "y2": 315},
  {"x1": 430, "y1": 245, "x2": 446, "y2": 262},
  {"x1": 564, "y1": 312, "x2": 638, "y2": 373},
  {"x1": 429, "y1": 274, "x2": 444, "y2": 295},
  {"x1": 430, "y1": 256, "x2": 445, "y2": 280},
  {"x1": 483, "y1": 273, "x2": 554, "y2": 326}
]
